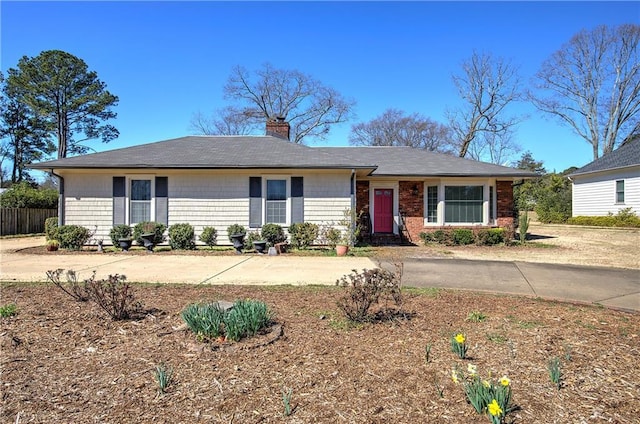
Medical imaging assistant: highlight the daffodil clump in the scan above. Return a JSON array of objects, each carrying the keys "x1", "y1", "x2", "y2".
[
  {"x1": 450, "y1": 332, "x2": 468, "y2": 359},
  {"x1": 451, "y1": 364, "x2": 512, "y2": 424}
]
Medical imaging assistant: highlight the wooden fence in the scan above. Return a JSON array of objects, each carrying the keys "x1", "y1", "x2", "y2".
[{"x1": 1, "y1": 208, "x2": 57, "y2": 236}]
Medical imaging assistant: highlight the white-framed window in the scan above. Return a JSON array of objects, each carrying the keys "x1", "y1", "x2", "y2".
[
  {"x1": 616, "y1": 180, "x2": 625, "y2": 204},
  {"x1": 266, "y1": 179, "x2": 287, "y2": 224},
  {"x1": 423, "y1": 180, "x2": 494, "y2": 225},
  {"x1": 426, "y1": 185, "x2": 438, "y2": 223},
  {"x1": 130, "y1": 179, "x2": 152, "y2": 224},
  {"x1": 445, "y1": 185, "x2": 484, "y2": 223}
]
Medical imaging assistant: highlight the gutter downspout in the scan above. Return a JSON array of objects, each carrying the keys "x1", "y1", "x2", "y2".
[
  {"x1": 350, "y1": 169, "x2": 356, "y2": 246},
  {"x1": 50, "y1": 169, "x2": 65, "y2": 226}
]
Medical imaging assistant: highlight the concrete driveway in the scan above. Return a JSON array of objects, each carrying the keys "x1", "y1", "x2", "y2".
[
  {"x1": 1, "y1": 237, "x2": 638, "y2": 312},
  {"x1": 399, "y1": 258, "x2": 639, "y2": 312}
]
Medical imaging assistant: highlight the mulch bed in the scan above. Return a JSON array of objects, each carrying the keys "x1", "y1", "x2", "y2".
[{"x1": 1, "y1": 283, "x2": 638, "y2": 423}]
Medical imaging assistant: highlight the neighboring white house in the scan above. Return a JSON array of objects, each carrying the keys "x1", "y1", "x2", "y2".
[{"x1": 569, "y1": 137, "x2": 640, "y2": 217}]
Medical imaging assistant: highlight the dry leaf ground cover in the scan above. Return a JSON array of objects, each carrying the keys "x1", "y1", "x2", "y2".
[
  {"x1": 1, "y1": 282, "x2": 639, "y2": 423},
  {"x1": 1, "y1": 223, "x2": 639, "y2": 423}
]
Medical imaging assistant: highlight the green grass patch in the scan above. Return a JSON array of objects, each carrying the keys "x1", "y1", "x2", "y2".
[
  {"x1": 0, "y1": 303, "x2": 18, "y2": 317},
  {"x1": 403, "y1": 286, "x2": 442, "y2": 297},
  {"x1": 486, "y1": 333, "x2": 508, "y2": 344}
]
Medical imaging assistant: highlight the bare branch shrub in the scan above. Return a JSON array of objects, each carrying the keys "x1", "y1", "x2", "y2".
[
  {"x1": 335, "y1": 261, "x2": 403, "y2": 322},
  {"x1": 46, "y1": 269, "x2": 90, "y2": 301},
  {"x1": 84, "y1": 273, "x2": 142, "y2": 320}
]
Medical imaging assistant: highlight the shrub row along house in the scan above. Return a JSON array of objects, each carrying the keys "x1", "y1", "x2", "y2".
[{"x1": 30, "y1": 119, "x2": 536, "y2": 246}]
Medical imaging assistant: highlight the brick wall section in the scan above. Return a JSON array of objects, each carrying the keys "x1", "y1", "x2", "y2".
[
  {"x1": 358, "y1": 179, "x2": 517, "y2": 243},
  {"x1": 399, "y1": 181, "x2": 424, "y2": 242},
  {"x1": 496, "y1": 181, "x2": 515, "y2": 236}
]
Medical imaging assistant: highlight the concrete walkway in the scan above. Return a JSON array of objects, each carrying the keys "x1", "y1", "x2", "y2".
[{"x1": 1, "y1": 237, "x2": 638, "y2": 312}]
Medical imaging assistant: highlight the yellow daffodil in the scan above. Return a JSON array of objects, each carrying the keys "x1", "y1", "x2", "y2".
[
  {"x1": 454, "y1": 333, "x2": 465, "y2": 344},
  {"x1": 482, "y1": 380, "x2": 491, "y2": 388},
  {"x1": 488, "y1": 399, "x2": 503, "y2": 416},
  {"x1": 451, "y1": 369, "x2": 459, "y2": 384},
  {"x1": 499, "y1": 376, "x2": 511, "y2": 386}
]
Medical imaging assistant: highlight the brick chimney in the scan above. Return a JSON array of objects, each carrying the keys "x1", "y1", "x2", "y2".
[{"x1": 265, "y1": 116, "x2": 290, "y2": 140}]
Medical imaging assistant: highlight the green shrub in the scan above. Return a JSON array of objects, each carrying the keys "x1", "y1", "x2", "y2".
[
  {"x1": 325, "y1": 227, "x2": 342, "y2": 249},
  {"x1": 452, "y1": 229, "x2": 474, "y2": 245},
  {"x1": 199, "y1": 226, "x2": 218, "y2": 248},
  {"x1": 227, "y1": 224, "x2": 246, "y2": 243},
  {"x1": 432, "y1": 229, "x2": 451, "y2": 245},
  {"x1": 45, "y1": 217, "x2": 59, "y2": 241},
  {"x1": 110, "y1": 224, "x2": 132, "y2": 246},
  {"x1": 486, "y1": 228, "x2": 505, "y2": 245},
  {"x1": 181, "y1": 299, "x2": 273, "y2": 342},
  {"x1": 57, "y1": 225, "x2": 90, "y2": 250},
  {"x1": 0, "y1": 303, "x2": 18, "y2": 318},
  {"x1": 567, "y1": 209, "x2": 640, "y2": 228},
  {"x1": 245, "y1": 230, "x2": 262, "y2": 250},
  {"x1": 288, "y1": 222, "x2": 319, "y2": 249},
  {"x1": 260, "y1": 223, "x2": 287, "y2": 246},
  {"x1": 168, "y1": 223, "x2": 196, "y2": 250},
  {"x1": 0, "y1": 181, "x2": 58, "y2": 209},
  {"x1": 132, "y1": 221, "x2": 166, "y2": 246}
]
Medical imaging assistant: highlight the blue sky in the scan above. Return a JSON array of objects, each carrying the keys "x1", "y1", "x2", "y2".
[{"x1": 2, "y1": 1, "x2": 639, "y2": 174}]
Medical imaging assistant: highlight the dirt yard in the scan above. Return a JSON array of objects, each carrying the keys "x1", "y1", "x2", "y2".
[
  {"x1": 1, "y1": 224, "x2": 638, "y2": 423},
  {"x1": 402, "y1": 223, "x2": 639, "y2": 270}
]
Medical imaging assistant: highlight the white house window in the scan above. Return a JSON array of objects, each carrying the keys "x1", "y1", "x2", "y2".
[
  {"x1": 130, "y1": 179, "x2": 151, "y2": 224},
  {"x1": 266, "y1": 179, "x2": 287, "y2": 224},
  {"x1": 616, "y1": 180, "x2": 625, "y2": 203},
  {"x1": 426, "y1": 186, "x2": 438, "y2": 223},
  {"x1": 445, "y1": 185, "x2": 483, "y2": 223}
]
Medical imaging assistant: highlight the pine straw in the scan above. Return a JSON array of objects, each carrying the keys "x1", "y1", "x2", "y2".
[{"x1": 1, "y1": 283, "x2": 638, "y2": 423}]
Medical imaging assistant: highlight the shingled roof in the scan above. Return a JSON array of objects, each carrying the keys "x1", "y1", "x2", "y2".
[
  {"x1": 318, "y1": 146, "x2": 537, "y2": 177},
  {"x1": 569, "y1": 137, "x2": 640, "y2": 177},
  {"x1": 29, "y1": 136, "x2": 371, "y2": 170},
  {"x1": 29, "y1": 135, "x2": 537, "y2": 178}
]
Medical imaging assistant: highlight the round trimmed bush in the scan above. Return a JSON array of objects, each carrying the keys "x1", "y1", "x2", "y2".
[
  {"x1": 199, "y1": 226, "x2": 218, "y2": 249},
  {"x1": 288, "y1": 222, "x2": 319, "y2": 249},
  {"x1": 169, "y1": 223, "x2": 196, "y2": 250},
  {"x1": 57, "y1": 225, "x2": 90, "y2": 250},
  {"x1": 260, "y1": 223, "x2": 287, "y2": 246},
  {"x1": 110, "y1": 224, "x2": 132, "y2": 247},
  {"x1": 227, "y1": 224, "x2": 246, "y2": 242}
]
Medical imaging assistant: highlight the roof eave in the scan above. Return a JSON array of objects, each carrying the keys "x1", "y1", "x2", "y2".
[{"x1": 568, "y1": 163, "x2": 640, "y2": 178}]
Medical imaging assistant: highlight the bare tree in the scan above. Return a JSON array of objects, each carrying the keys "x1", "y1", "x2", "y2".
[
  {"x1": 530, "y1": 24, "x2": 640, "y2": 159},
  {"x1": 204, "y1": 63, "x2": 355, "y2": 144},
  {"x1": 349, "y1": 108, "x2": 454, "y2": 153},
  {"x1": 447, "y1": 51, "x2": 522, "y2": 158},
  {"x1": 466, "y1": 129, "x2": 521, "y2": 165},
  {"x1": 190, "y1": 106, "x2": 258, "y2": 136}
]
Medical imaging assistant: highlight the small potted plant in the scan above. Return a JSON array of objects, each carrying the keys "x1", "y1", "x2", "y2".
[
  {"x1": 227, "y1": 224, "x2": 246, "y2": 254},
  {"x1": 140, "y1": 222, "x2": 157, "y2": 252},
  {"x1": 335, "y1": 208, "x2": 360, "y2": 256},
  {"x1": 118, "y1": 237, "x2": 133, "y2": 251},
  {"x1": 46, "y1": 239, "x2": 60, "y2": 252}
]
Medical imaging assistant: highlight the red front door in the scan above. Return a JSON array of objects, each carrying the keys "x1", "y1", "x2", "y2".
[{"x1": 373, "y1": 189, "x2": 393, "y2": 233}]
